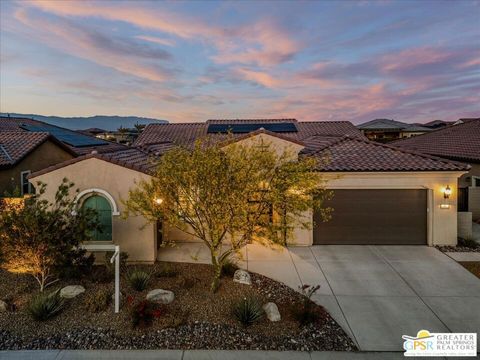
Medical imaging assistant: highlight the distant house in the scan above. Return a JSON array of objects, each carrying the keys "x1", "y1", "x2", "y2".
[
  {"x1": 422, "y1": 120, "x2": 454, "y2": 129},
  {"x1": 0, "y1": 132, "x2": 76, "y2": 195},
  {"x1": 391, "y1": 119, "x2": 480, "y2": 236},
  {"x1": 357, "y1": 119, "x2": 434, "y2": 142}
]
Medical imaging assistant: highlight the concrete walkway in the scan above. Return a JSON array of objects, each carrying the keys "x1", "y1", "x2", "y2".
[
  {"x1": 0, "y1": 350, "x2": 456, "y2": 359},
  {"x1": 158, "y1": 244, "x2": 480, "y2": 351}
]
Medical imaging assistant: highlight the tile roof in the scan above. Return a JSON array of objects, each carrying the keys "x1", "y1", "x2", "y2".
[
  {"x1": 30, "y1": 148, "x2": 156, "y2": 179},
  {"x1": 357, "y1": 118, "x2": 433, "y2": 132},
  {"x1": 0, "y1": 131, "x2": 68, "y2": 169},
  {"x1": 0, "y1": 116, "x2": 128, "y2": 156},
  {"x1": 305, "y1": 136, "x2": 469, "y2": 172},
  {"x1": 134, "y1": 120, "x2": 366, "y2": 152},
  {"x1": 29, "y1": 119, "x2": 469, "y2": 177},
  {"x1": 390, "y1": 119, "x2": 480, "y2": 163}
]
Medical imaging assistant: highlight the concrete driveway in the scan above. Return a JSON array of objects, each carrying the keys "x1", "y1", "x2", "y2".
[{"x1": 158, "y1": 244, "x2": 480, "y2": 351}]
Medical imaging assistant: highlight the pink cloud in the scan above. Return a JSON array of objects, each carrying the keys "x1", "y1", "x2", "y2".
[
  {"x1": 380, "y1": 47, "x2": 452, "y2": 73},
  {"x1": 24, "y1": 0, "x2": 301, "y2": 67},
  {"x1": 234, "y1": 68, "x2": 280, "y2": 88},
  {"x1": 135, "y1": 35, "x2": 175, "y2": 47},
  {"x1": 14, "y1": 8, "x2": 173, "y2": 82}
]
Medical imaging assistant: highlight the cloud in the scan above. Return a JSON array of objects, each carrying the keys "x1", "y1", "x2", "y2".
[
  {"x1": 24, "y1": 0, "x2": 301, "y2": 67},
  {"x1": 13, "y1": 8, "x2": 175, "y2": 82},
  {"x1": 233, "y1": 68, "x2": 280, "y2": 88},
  {"x1": 135, "y1": 35, "x2": 175, "y2": 47}
]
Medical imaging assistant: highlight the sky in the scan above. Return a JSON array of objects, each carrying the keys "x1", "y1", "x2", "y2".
[{"x1": 0, "y1": 0, "x2": 479, "y2": 124}]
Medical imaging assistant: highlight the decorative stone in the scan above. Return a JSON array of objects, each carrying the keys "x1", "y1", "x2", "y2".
[
  {"x1": 60, "y1": 285, "x2": 85, "y2": 299},
  {"x1": 0, "y1": 300, "x2": 7, "y2": 312},
  {"x1": 146, "y1": 289, "x2": 174, "y2": 304},
  {"x1": 233, "y1": 269, "x2": 252, "y2": 285},
  {"x1": 263, "y1": 302, "x2": 281, "y2": 322}
]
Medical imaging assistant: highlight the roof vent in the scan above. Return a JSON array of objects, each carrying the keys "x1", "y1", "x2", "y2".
[{"x1": 91, "y1": 150, "x2": 98, "y2": 154}]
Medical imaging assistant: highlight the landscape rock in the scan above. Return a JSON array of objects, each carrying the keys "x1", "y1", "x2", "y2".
[
  {"x1": 146, "y1": 289, "x2": 174, "y2": 304},
  {"x1": 0, "y1": 300, "x2": 7, "y2": 312},
  {"x1": 263, "y1": 302, "x2": 281, "y2": 322},
  {"x1": 60, "y1": 285, "x2": 85, "y2": 299},
  {"x1": 233, "y1": 269, "x2": 252, "y2": 285}
]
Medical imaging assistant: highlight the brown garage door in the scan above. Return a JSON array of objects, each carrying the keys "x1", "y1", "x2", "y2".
[{"x1": 313, "y1": 189, "x2": 427, "y2": 245}]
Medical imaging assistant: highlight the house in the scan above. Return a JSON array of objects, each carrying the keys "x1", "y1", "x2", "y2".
[
  {"x1": 0, "y1": 116, "x2": 127, "y2": 155},
  {"x1": 0, "y1": 131, "x2": 76, "y2": 195},
  {"x1": 29, "y1": 119, "x2": 469, "y2": 263},
  {"x1": 391, "y1": 118, "x2": 480, "y2": 236},
  {"x1": 357, "y1": 119, "x2": 434, "y2": 142}
]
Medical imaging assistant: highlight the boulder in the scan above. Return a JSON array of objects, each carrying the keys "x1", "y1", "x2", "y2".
[
  {"x1": 233, "y1": 269, "x2": 252, "y2": 285},
  {"x1": 263, "y1": 302, "x2": 281, "y2": 322},
  {"x1": 146, "y1": 289, "x2": 174, "y2": 304},
  {"x1": 0, "y1": 300, "x2": 7, "y2": 312},
  {"x1": 60, "y1": 285, "x2": 85, "y2": 299}
]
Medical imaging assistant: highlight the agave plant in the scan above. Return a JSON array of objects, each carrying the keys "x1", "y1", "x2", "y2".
[
  {"x1": 232, "y1": 295, "x2": 264, "y2": 326},
  {"x1": 28, "y1": 289, "x2": 65, "y2": 321},
  {"x1": 127, "y1": 269, "x2": 152, "y2": 291}
]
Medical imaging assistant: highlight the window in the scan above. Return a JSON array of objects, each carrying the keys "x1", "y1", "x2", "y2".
[
  {"x1": 472, "y1": 176, "x2": 480, "y2": 188},
  {"x1": 20, "y1": 170, "x2": 33, "y2": 195},
  {"x1": 82, "y1": 195, "x2": 112, "y2": 241}
]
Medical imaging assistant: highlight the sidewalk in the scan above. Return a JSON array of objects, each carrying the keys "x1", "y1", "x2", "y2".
[{"x1": 0, "y1": 350, "x2": 450, "y2": 360}]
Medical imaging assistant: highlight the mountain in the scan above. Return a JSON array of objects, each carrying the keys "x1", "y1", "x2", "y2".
[{"x1": 0, "y1": 113, "x2": 168, "y2": 131}]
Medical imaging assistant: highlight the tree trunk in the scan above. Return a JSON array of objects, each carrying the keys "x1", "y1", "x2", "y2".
[{"x1": 210, "y1": 252, "x2": 222, "y2": 293}]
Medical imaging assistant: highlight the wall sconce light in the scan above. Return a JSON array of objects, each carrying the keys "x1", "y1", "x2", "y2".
[
  {"x1": 154, "y1": 198, "x2": 163, "y2": 205},
  {"x1": 443, "y1": 185, "x2": 451, "y2": 199}
]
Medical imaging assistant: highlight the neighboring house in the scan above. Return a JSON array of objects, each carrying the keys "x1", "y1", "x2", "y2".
[
  {"x1": 391, "y1": 118, "x2": 480, "y2": 230},
  {"x1": 0, "y1": 131, "x2": 76, "y2": 195},
  {"x1": 357, "y1": 118, "x2": 434, "y2": 142},
  {"x1": 422, "y1": 120, "x2": 454, "y2": 129},
  {"x1": 29, "y1": 119, "x2": 469, "y2": 263},
  {"x1": 0, "y1": 116, "x2": 127, "y2": 155}
]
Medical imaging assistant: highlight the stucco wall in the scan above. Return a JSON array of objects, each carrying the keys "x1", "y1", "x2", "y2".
[
  {"x1": 30, "y1": 158, "x2": 156, "y2": 263},
  {"x1": 469, "y1": 187, "x2": 480, "y2": 221},
  {"x1": 0, "y1": 140, "x2": 74, "y2": 195},
  {"x1": 459, "y1": 163, "x2": 480, "y2": 188}
]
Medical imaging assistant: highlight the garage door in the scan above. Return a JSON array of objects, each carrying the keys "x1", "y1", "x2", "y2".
[{"x1": 313, "y1": 189, "x2": 427, "y2": 245}]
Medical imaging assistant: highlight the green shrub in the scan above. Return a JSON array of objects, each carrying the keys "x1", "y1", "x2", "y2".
[
  {"x1": 127, "y1": 269, "x2": 151, "y2": 291},
  {"x1": 293, "y1": 284, "x2": 321, "y2": 326},
  {"x1": 156, "y1": 263, "x2": 178, "y2": 278},
  {"x1": 232, "y1": 296, "x2": 264, "y2": 326},
  {"x1": 105, "y1": 251, "x2": 129, "y2": 274},
  {"x1": 221, "y1": 258, "x2": 239, "y2": 278},
  {"x1": 84, "y1": 288, "x2": 111, "y2": 312},
  {"x1": 28, "y1": 289, "x2": 65, "y2": 321},
  {"x1": 458, "y1": 237, "x2": 479, "y2": 249}
]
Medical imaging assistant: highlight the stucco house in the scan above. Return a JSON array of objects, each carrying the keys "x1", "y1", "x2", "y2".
[
  {"x1": 29, "y1": 119, "x2": 469, "y2": 263},
  {"x1": 357, "y1": 119, "x2": 434, "y2": 142},
  {"x1": 391, "y1": 118, "x2": 480, "y2": 237}
]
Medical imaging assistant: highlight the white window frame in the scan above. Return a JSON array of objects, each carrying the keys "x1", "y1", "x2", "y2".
[{"x1": 20, "y1": 170, "x2": 32, "y2": 195}]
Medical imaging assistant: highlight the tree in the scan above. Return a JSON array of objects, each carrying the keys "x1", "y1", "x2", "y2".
[
  {"x1": 124, "y1": 137, "x2": 332, "y2": 292},
  {"x1": 0, "y1": 178, "x2": 100, "y2": 291}
]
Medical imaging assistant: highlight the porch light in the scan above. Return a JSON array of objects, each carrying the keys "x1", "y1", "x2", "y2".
[
  {"x1": 443, "y1": 185, "x2": 452, "y2": 199},
  {"x1": 154, "y1": 197, "x2": 163, "y2": 205}
]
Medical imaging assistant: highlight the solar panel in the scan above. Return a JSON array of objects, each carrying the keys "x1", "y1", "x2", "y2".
[
  {"x1": 207, "y1": 123, "x2": 298, "y2": 134},
  {"x1": 20, "y1": 124, "x2": 109, "y2": 147}
]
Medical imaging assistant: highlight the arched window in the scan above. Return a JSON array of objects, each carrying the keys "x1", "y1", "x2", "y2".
[{"x1": 82, "y1": 195, "x2": 113, "y2": 241}]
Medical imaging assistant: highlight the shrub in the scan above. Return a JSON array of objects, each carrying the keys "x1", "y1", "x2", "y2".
[
  {"x1": 221, "y1": 258, "x2": 239, "y2": 278},
  {"x1": 127, "y1": 269, "x2": 151, "y2": 291},
  {"x1": 293, "y1": 284, "x2": 321, "y2": 326},
  {"x1": 105, "y1": 251, "x2": 129, "y2": 275},
  {"x1": 84, "y1": 288, "x2": 111, "y2": 312},
  {"x1": 156, "y1": 263, "x2": 178, "y2": 278},
  {"x1": 57, "y1": 251, "x2": 95, "y2": 280},
  {"x1": 232, "y1": 296, "x2": 264, "y2": 326},
  {"x1": 28, "y1": 289, "x2": 65, "y2": 321},
  {"x1": 458, "y1": 237, "x2": 479, "y2": 249},
  {"x1": 130, "y1": 299, "x2": 161, "y2": 328}
]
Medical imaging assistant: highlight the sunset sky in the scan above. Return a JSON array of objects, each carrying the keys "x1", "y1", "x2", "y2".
[{"x1": 0, "y1": 0, "x2": 479, "y2": 123}]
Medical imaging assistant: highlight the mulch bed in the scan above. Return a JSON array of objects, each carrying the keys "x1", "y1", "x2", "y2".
[
  {"x1": 0, "y1": 262, "x2": 356, "y2": 351},
  {"x1": 459, "y1": 262, "x2": 480, "y2": 279}
]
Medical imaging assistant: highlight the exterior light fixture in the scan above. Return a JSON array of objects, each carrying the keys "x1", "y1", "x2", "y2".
[
  {"x1": 154, "y1": 198, "x2": 163, "y2": 205},
  {"x1": 443, "y1": 185, "x2": 451, "y2": 199}
]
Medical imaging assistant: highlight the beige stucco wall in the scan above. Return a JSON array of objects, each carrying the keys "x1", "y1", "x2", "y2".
[
  {"x1": 458, "y1": 212, "x2": 473, "y2": 239},
  {"x1": 458, "y1": 163, "x2": 480, "y2": 188},
  {"x1": 469, "y1": 187, "x2": 480, "y2": 221},
  {"x1": 30, "y1": 158, "x2": 156, "y2": 263}
]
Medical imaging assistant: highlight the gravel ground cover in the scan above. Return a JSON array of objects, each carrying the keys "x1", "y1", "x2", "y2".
[{"x1": 0, "y1": 262, "x2": 356, "y2": 351}]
